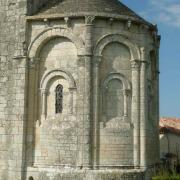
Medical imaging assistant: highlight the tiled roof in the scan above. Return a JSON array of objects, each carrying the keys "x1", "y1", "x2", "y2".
[
  {"x1": 34, "y1": 0, "x2": 150, "y2": 25},
  {"x1": 160, "y1": 117, "x2": 180, "y2": 135}
]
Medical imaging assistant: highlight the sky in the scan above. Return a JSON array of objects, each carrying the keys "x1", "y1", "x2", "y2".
[{"x1": 121, "y1": 0, "x2": 180, "y2": 118}]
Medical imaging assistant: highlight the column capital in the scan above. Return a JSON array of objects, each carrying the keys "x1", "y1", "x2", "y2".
[
  {"x1": 41, "y1": 88, "x2": 47, "y2": 95},
  {"x1": 140, "y1": 47, "x2": 148, "y2": 64},
  {"x1": 85, "y1": 16, "x2": 95, "y2": 25},
  {"x1": 140, "y1": 47, "x2": 145, "y2": 58},
  {"x1": 130, "y1": 60, "x2": 141, "y2": 71},
  {"x1": 140, "y1": 47, "x2": 145, "y2": 53}
]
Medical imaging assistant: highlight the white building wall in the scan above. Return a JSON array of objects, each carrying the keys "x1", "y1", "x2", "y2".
[{"x1": 160, "y1": 133, "x2": 180, "y2": 164}]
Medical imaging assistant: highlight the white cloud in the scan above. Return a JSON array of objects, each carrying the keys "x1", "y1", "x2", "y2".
[{"x1": 140, "y1": 0, "x2": 180, "y2": 28}]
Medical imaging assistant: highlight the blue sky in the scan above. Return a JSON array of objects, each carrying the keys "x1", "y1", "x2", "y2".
[{"x1": 121, "y1": 0, "x2": 180, "y2": 118}]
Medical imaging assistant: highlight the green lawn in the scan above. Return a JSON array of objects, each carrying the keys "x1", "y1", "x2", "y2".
[
  {"x1": 152, "y1": 172, "x2": 180, "y2": 180},
  {"x1": 152, "y1": 175, "x2": 180, "y2": 180}
]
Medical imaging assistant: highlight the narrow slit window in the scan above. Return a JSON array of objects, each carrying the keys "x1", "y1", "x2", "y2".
[{"x1": 55, "y1": 84, "x2": 63, "y2": 114}]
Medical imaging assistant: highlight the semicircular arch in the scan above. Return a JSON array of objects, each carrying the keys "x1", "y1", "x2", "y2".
[
  {"x1": 40, "y1": 69, "x2": 76, "y2": 90},
  {"x1": 94, "y1": 34, "x2": 140, "y2": 60},
  {"x1": 28, "y1": 27, "x2": 85, "y2": 59},
  {"x1": 102, "y1": 73, "x2": 131, "y2": 90}
]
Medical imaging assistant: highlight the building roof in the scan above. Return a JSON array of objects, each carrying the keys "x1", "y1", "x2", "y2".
[
  {"x1": 32, "y1": 0, "x2": 151, "y2": 25},
  {"x1": 160, "y1": 117, "x2": 180, "y2": 135}
]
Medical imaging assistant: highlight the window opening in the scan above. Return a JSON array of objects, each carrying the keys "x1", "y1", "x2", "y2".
[{"x1": 55, "y1": 84, "x2": 63, "y2": 113}]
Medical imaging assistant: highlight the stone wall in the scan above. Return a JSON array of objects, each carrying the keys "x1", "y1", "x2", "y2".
[
  {"x1": 146, "y1": 49, "x2": 160, "y2": 166},
  {"x1": 0, "y1": 0, "x2": 27, "y2": 179}
]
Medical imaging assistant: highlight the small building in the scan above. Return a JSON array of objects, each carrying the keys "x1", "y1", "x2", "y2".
[{"x1": 160, "y1": 117, "x2": 180, "y2": 172}]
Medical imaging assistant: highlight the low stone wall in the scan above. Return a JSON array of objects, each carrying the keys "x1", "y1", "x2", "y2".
[{"x1": 25, "y1": 167, "x2": 155, "y2": 180}]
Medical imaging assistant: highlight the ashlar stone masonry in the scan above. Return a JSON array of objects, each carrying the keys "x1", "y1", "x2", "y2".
[{"x1": 0, "y1": 0, "x2": 161, "y2": 179}]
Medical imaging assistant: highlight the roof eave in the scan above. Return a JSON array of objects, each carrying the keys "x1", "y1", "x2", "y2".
[{"x1": 26, "y1": 12, "x2": 155, "y2": 29}]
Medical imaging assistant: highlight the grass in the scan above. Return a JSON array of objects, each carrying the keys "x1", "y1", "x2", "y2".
[{"x1": 152, "y1": 169, "x2": 180, "y2": 180}]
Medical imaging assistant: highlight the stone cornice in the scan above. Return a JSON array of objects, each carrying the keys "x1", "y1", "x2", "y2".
[{"x1": 26, "y1": 13, "x2": 155, "y2": 29}]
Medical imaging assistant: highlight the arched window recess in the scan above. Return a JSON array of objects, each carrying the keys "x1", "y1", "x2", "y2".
[
  {"x1": 40, "y1": 69, "x2": 76, "y2": 120},
  {"x1": 101, "y1": 73, "x2": 131, "y2": 119}
]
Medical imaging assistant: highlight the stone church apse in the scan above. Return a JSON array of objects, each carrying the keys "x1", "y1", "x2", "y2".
[{"x1": 0, "y1": 0, "x2": 160, "y2": 179}]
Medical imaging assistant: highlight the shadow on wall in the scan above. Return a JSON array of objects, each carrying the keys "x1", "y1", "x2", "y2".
[{"x1": 27, "y1": 0, "x2": 50, "y2": 15}]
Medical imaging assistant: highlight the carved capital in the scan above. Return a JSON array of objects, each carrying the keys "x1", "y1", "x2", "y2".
[
  {"x1": 140, "y1": 47, "x2": 145, "y2": 60},
  {"x1": 64, "y1": 17, "x2": 71, "y2": 27},
  {"x1": 108, "y1": 18, "x2": 114, "y2": 25},
  {"x1": 130, "y1": 60, "x2": 141, "y2": 71},
  {"x1": 44, "y1": 18, "x2": 50, "y2": 27},
  {"x1": 126, "y1": 20, "x2": 132, "y2": 30},
  {"x1": 41, "y1": 88, "x2": 47, "y2": 95},
  {"x1": 85, "y1": 16, "x2": 95, "y2": 25}
]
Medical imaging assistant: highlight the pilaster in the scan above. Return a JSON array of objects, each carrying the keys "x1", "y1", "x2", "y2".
[
  {"x1": 12, "y1": 55, "x2": 28, "y2": 180},
  {"x1": 92, "y1": 56, "x2": 101, "y2": 169},
  {"x1": 77, "y1": 16, "x2": 95, "y2": 169},
  {"x1": 139, "y1": 47, "x2": 148, "y2": 168},
  {"x1": 40, "y1": 89, "x2": 47, "y2": 121},
  {"x1": 131, "y1": 59, "x2": 141, "y2": 168}
]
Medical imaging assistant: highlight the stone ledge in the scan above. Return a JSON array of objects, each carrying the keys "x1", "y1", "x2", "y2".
[
  {"x1": 26, "y1": 12, "x2": 152, "y2": 27},
  {"x1": 26, "y1": 167, "x2": 153, "y2": 180}
]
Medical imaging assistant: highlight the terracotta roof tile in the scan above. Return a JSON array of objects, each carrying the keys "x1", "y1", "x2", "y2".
[{"x1": 160, "y1": 117, "x2": 180, "y2": 135}]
